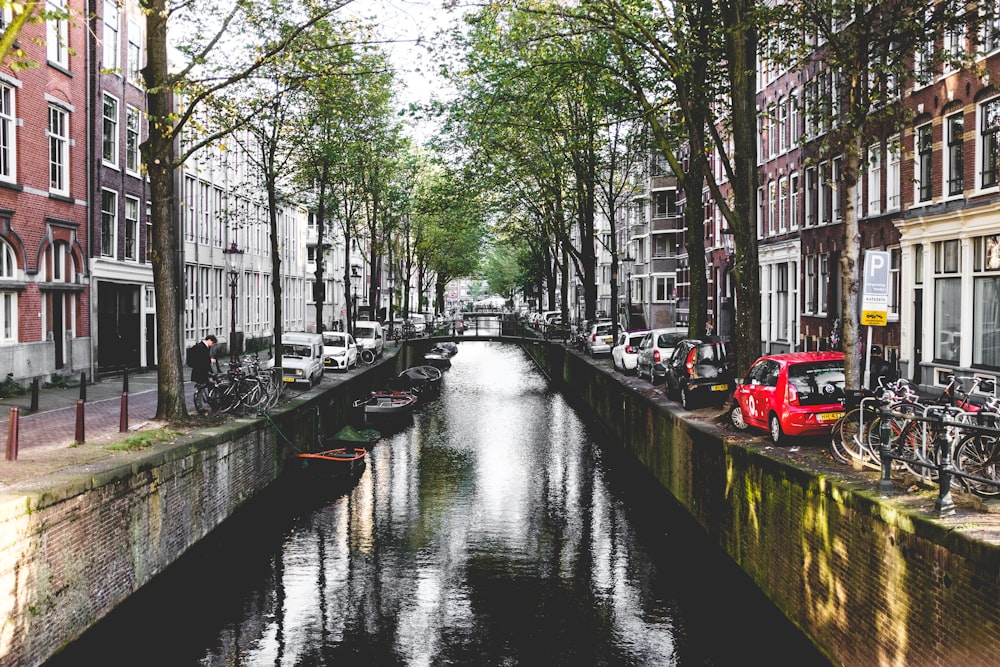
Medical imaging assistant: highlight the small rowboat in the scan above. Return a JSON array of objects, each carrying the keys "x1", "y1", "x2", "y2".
[
  {"x1": 293, "y1": 446, "x2": 367, "y2": 481},
  {"x1": 353, "y1": 390, "x2": 418, "y2": 416},
  {"x1": 395, "y1": 365, "x2": 443, "y2": 397}
]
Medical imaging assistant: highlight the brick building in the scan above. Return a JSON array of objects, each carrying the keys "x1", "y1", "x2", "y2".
[{"x1": 0, "y1": 0, "x2": 91, "y2": 382}]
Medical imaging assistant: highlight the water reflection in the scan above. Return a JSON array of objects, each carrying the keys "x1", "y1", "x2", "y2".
[{"x1": 47, "y1": 341, "x2": 827, "y2": 666}]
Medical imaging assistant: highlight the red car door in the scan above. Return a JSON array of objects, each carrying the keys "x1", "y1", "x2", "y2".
[{"x1": 737, "y1": 358, "x2": 781, "y2": 430}]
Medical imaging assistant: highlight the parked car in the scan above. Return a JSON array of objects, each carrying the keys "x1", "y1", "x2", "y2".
[
  {"x1": 663, "y1": 338, "x2": 734, "y2": 409},
  {"x1": 407, "y1": 314, "x2": 427, "y2": 335},
  {"x1": 611, "y1": 330, "x2": 649, "y2": 374},
  {"x1": 353, "y1": 320, "x2": 386, "y2": 358},
  {"x1": 322, "y1": 331, "x2": 358, "y2": 371},
  {"x1": 281, "y1": 332, "x2": 325, "y2": 387},
  {"x1": 729, "y1": 351, "x2": 846, "y2": 444},
  {"x1": 585, "y1": 320, "x2": 615, "y2": 356},
  {"x1": 636, "y1": 327, "x2": 688, "y2": 383}
]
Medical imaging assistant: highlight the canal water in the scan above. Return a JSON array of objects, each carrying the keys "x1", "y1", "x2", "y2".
[{"x1": 48, "y1": 342, "x2": 829, "y2": 666}]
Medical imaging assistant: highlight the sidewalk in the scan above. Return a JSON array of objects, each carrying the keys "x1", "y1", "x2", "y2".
[{"x1": 0, "y1": 370, "x2": 197, "y2": 489}]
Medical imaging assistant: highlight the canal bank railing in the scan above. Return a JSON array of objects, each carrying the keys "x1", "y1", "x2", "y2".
[{"x1": 869, "y1": 396, "x2": 1000, "y2": 516}]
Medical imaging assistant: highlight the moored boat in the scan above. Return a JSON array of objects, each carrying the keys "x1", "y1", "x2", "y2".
[
  {"x1": 353, "y1": 390, "x2": 418, "y2": 416},
  {"x1": 395, "y1": 365, "x2": 443, "y2": 397},
  {"x1": 292, "y1": 445, "x2": 367, "y2": 483}
]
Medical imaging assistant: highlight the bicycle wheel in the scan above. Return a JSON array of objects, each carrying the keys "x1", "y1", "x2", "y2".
[
  {"x1": 830, "y1": 407, "x2": 870, "y2": 464},
  {"x1": 361, "y1": 348, "x2": 375, "y2": 365},
  {"x1": 954, "y1": 433, "x2": 1000, "y2": 498}
]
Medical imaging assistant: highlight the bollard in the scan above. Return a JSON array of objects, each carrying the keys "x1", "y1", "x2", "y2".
[
  {"x1": 79, "y1": 371, "x2": 87, "y2": 402},
  {"x1": 122, "y1": 370, "x2": 129, "y2": 393},
  {"x1": 935, "y1": 428, "x2": 957, "y2": 516},
  {"x1": 878, "y1": 400, "x2": 894, "y2": 497},
  {"x1": 30, "y1": 377, "x2": 39, "y2": 413},
  {"x1": 120, "y1": 390, "x2": 129, "y2": 433},
  {"x1": 6, "y1": 406, "x2": 18, "y2": 461},
  {"x1": 75, "y1": 399, "x2": 85, "y2": 444}
]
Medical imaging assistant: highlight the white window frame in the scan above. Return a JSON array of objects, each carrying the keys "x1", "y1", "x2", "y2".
[
  {"x1": 886, "y1": 141, "x2": 901, "y2": 210},
  {"x1": 945, "y1": 112, "x2": 964, "y2": 197},
  {"x1": 868, "y1": 144, "x2": 882, "y2": 217},
  {"x1": 127, "y1": 18, "x2": 143, "y2": 86},
  {"x1": 979, "y1": 98, "x2": 1000, "y2": 191},
  {"x1": 0, "y1": 82, "x2": 15, "y2": 183},
  {"x1": 101, "y1": 189, "x2": 117, "y2": 258},
  {"x1": 103, "y1": 0, "x2": 119, "y2": 71},
  {"x1": 48, "y1": 104, "x2": 69, "y2": 195},
  {"x1": 789, "y1": 173, "x2": 800, "y2": 229},
  {"x1": 102, "y1": 93, "x2": 119, "y2": 167},
  {"x1": 0, "y1": 238, "x2": 16, "y2": 343},
  {"x1": 124, "y1": 196, "x2": 139, "y2": 261},
  {"x1": 125, "y1": 105, "x2": 140, "y2": 175},
  {"x1": 46, "y1": 0, "x2": 68, "y2": 68}
]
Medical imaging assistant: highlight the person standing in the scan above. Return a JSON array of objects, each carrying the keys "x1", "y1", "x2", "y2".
[{"x1": 190, "y1": 334, "x2": 217, "y2": 416}]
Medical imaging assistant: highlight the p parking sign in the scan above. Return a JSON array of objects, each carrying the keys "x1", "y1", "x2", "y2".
[{"x1": 861, "y1": 250, "x2": 890, "y2": 326}]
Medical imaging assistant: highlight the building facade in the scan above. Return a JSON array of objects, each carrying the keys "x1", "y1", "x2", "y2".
[{"x1": 0, "y1": 0, "x2": 91, "y2": 383}]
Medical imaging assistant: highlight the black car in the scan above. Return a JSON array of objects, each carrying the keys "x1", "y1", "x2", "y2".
[{"x1": 663, "y1": 338, "x2": 734, "y2": 409}]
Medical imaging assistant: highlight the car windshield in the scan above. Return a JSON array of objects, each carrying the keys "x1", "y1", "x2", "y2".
[
  {"x1": 595, "y1": 324, "x2": 612, "y2": 335},
  {"x1": 284, "y1": 344, "x2": 311, "y2": 357},
  {"x1": 356, "y1": 326, "x2": 375, "y2": 337},
  {"x1": 323, "y1": 334, "x2": 346, "y2": 347},
  {"x1": 788, "y1": 360, "x2": 845, "y2": 404}
]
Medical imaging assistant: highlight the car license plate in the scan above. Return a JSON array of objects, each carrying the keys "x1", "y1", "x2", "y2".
[
  {"x1": 711, "y1": 384, "x2": 729, "y2": 392},
  {"x1": 818, "y1": 411, "x2": 844, "y2": 422},
  {"x1": 282, "y1": 377, "x2": 295, "y2": 383},
  {"x1": 604, "y1": 336, "x2": 613, "y2": 343}
]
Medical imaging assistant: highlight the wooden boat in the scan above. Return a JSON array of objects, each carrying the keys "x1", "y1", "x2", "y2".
[
  {"x1": 353, "y1": 390, "x2": 418, "y2": 416},
  {"x1": 395, "y1": 365, "x2": 443, "y2": 397},
  {"x1": 293, "y1": 445, "x2": 367, "y2": 481},
  {"x1": 423, "y1": 344, "x2": 456, "y2": 369}
]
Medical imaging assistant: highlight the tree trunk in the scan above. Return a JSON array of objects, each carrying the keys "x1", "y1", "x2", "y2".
[
  {"x1": 142, "y1": 0, "x2": 186, "y2": 420},
  {"x1": 720, "y1": 0, "x2": 762, "y2": 376},
  {"x1": 840, "y1": 136, "x2": 863, "y2": 388}
]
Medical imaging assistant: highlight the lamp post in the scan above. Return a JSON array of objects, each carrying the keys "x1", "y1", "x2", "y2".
[
  {"x1": 387, "y1": 273, "x2": 395, "y2": 342},
  {"x1": 622, "y1": 251, "x2": 635, "y2": 330},
  {"x1": 351, "y1": 266, "x2": 360, "y2": 331},
  {"x1": 222, "y1": 241, "x2": 244, "y2": 369}
]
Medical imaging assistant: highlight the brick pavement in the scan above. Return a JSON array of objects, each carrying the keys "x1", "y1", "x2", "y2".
[{"x1": 0, "y1": 370, "x2": 202, "y2": 488}]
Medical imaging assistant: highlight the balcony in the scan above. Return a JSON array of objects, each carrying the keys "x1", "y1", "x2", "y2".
[{"x1": 650, "y1": 215, "x2": 683, "y2": 233}]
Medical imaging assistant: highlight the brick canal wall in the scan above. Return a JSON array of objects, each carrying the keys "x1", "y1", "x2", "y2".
[
  {"x1": 524, "y1": 340, "x2": 1000, "y2": 667},
  {"x1": 0, "y1": 352, "x2": 411, "y2": 667}
]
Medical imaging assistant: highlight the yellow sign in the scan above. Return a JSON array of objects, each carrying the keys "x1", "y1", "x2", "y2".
[{"x1": 861, "y1": 310, "x2": 887, "y2": 326}]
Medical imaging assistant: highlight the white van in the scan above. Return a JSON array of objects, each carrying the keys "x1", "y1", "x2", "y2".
[
  {"x1": 354, "y1": 320, "x2": 385, "y2": 358},
  {"x1": 281, "y1": 332, "x2": 325, "y2": 387}
]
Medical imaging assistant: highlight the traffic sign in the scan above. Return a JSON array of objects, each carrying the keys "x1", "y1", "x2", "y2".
[{"x1": 861, "y1": 250, "x2": 890, "y2": 327}]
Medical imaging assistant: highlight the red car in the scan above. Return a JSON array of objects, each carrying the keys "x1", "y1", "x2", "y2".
[{"x1": 729, "y1": 351, "x2": 846, "y2": 444}]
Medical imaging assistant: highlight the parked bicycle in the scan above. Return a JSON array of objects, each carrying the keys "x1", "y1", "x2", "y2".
[{"x1": 202, "y1": 356, "x2": 284, "y2": 416}]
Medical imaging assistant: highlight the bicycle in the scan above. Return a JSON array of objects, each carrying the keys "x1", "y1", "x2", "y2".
[
  {"x1": 357, "y1": 345, "x2": 376, "y2": 366},
  {"x1": 829, "y1": 376, "x2": 920, "y2": 467}
]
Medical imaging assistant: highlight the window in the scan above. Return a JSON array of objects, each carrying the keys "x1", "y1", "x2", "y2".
[
  {"x1": 127, "y1": 19, "x2": 143, "y2": 86},
  {"x1": 0, "y1": 239, "x2": 15, "y2": 344},
  {"x1": 867, "y1": 145, "x2": 881, "y2": 216},
  {"x1": 818, "y1": 254, "x2": 830, "y2": 315},
  {"x1": 0, "y1": 83, "x2": 15, "y2": 181},
  {"x1": 124, "y1": 196, "x2": 139, "y2": 261},
  {"x1": 768, "y1": 180, "x2": 777, "y2": 235},
  {"x1": 102, "y1": 94, "x2": 118, "y2": 166},
  {"x1": 103, "y1": 0, "x2": 119, "y2": 71},
  {"x1": 46, "y1": 0, "x2": 68, "y2": 68},
  {"x1": 886, "y1": 142, "x2": 901, "y2": 210},
  {"x1": 652, "y1": 190, "x2": 676, "y2": 217},
  {"x1": 804, "y1": 255, "x2": 816, "y2": 314},
  {"x1": 778, "y1": 97, "x2": 788, "y2": 152},
  {"x1": 889, "y1": 248, "x2": 901, "y2": 319},
  {"x1": 914, "y1": 22, "x2": 934, "y2": 86},
  {"x1": 48, "y1": 105, "x2": 69, "y2": 194},
  {"x1": 125, "y1": 105, "x2": 140, "y2": 174},
  {"x1": 981, "y1": 0, "x2": 1000, "y2": 54},
  {"x1": 805, "y1": 167, "x2": 817, "y2": 226},
  {"x1": 789, "y1": 173, "x2": 799, "y2": 229},
  {"x1": 974, "y1": 235, "x2": 1000, "y2": 367},
  {"x1": 778, "y1": 178, "x2": 788, "y2": 231},
  {"x1": 101, "y1": 189, "x2": 117, "y2": 257},
  {"x1": 934, "y1": 240, "x2": 961, "y2": 363},
  {"x1": 917, "y1": 124, "x2": 933, "y2": 199},
  {"x1": 789, "y1": 90, "x2": 800, "y2": 145},
  {"x1": 981, "y1": 98, "x2": 1000, "y2": 188},
  {"x1": 947, "y1": 113, "x2": 964, "y2": 195}
]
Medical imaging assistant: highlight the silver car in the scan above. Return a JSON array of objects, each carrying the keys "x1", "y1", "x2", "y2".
[
  {"x1": 636, "y1": 327, "x2": 688, "y2": 383},
  {"x1": 585, "y1": 321, "x2": 615, "y2": 356},
  {"x1": 611, "y1": 330, "x2": 649, "y2": 373}
]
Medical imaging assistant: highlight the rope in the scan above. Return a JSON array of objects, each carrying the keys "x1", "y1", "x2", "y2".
[{"x1": 262, "y1": 411, "x2": 306, "y2": 453}]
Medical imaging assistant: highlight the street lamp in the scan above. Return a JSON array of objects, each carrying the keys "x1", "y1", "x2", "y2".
[
  {"x1": 351, "y1": 266, "x2": 360, "y2": 331},
  {"x1": 622, "y1": 251, "x2": 635, "y2": 330},
  {"x1": 222, "y1": 241, "x2": 244, "y2": 369},
  {"x1": 387, "y1": 273, "x2": 395, "y2": 342}
]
